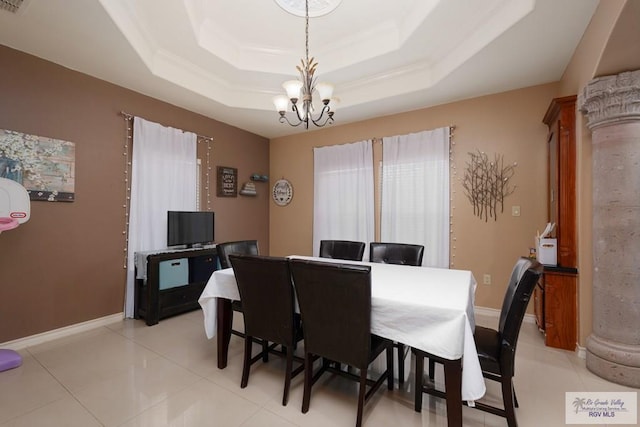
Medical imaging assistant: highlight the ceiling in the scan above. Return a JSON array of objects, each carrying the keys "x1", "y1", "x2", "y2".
[{"x1": 0, "y1": 0, "x2": 599, "y2": 139}]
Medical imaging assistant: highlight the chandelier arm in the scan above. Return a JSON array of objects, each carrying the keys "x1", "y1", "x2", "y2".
[
  {"x1": 315, "y1": 103, "x2": 330, "y2": 121},
  {"x1": 278, "y1": 113, "x2": 306, "y2": 127},
  {"x1": 309, "y1": 105, "x2": 334, "y2": 127},
  {"x1": 309, "y1": 116, "x2": 332, "y2": 127},
  {"x1": 291, "y1": 102, "x2": 307, "y2": 123}
]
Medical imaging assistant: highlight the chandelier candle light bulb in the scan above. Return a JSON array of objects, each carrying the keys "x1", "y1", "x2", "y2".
[
  {"x1": 273, "y1": 0, "x2": 336, "y2": 128},
  {"x1": 283, "y1": 80, "x2": 303, "y2": 101},
  {"x1": 316, "y1": 82, "x2": 334, "y2": 101}
]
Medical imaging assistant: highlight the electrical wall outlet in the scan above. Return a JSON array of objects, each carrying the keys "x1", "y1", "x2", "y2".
[{"x1": 483, "y1": 274, "x2": 491, "y2": 285}]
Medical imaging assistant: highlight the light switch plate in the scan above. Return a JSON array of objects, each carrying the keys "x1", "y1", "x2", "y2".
[{"x1": 512, "y1": 205, "x2": 521, "y2": 216}]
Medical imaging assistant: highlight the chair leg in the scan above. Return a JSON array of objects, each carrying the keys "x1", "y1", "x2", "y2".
[
  {"x1": 282, "y1": 346, "x2": 293, "y2": 406},
  {"x1": 397, "y1": 343, "x2": 405, "y2": 386},
  {"x1": 513, "y1": 385, "x2": 519, "y2": 408},
  {"x1": 501, "y1": 376, "x2": 518, "y2": 427},
  {"x1": 414, "y1": 352, "x2": 424, "y2": 412},
  {"x1": 428, "y1": 358, "x2": 436, "y2": 381},
  {"x1": 262, "y1": 339, "x2": 269, "y2": 362},
  {"x1": 301, "y1": 353, "x2": 314, "y2": 413},
  {"x1": 442, "y1": 358, "x2": 463, "y2": 427},
  {"x1": 356, "y1": 369, "x2": 368, "y2": 427},
  {"x1": 240, "y1": 335, "x2": 252, "y2": 388},
  {"x1": 386, "y1": 345, "x2": 394, "y2": 390}
]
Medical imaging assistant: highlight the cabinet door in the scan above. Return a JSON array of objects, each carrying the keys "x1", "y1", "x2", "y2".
[
  {"x1": 543, "y1": 96, "x2": 577, "y2": 268},
  {"x1": 534, "y1": 284, "x2": 544, "y2": 331},
  {"x1": 556, "y1": 109, "x2": 577, "y2": 267},
  {"x1": 543, "y1": 273, "x2": 577, "y2": 350},
  {"x1": 548, "y1": 120, "x2": 559, "y2": 231}
]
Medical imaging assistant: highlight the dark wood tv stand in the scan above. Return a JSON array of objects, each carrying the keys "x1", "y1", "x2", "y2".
[{"x1": 134, "y1": 246, "x2": 218, "y2": 326}]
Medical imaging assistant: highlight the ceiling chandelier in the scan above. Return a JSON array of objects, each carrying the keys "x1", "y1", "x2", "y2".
[{"x1": 273, "y1": 0, "x2": 336, "y2": 129}]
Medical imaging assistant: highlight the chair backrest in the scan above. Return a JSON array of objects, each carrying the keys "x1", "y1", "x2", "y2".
[
  {"x1": 319, "y1": 240, "x2": 366, "y2": 261},
  {"x1": 217, "y1": 240, "x2": 259, "y2": 269},
  {"x1": 498, "y1": 258, "x2": 543, "y2": 376},
  {"x1": 290, "y1": 259, "x2": 372, "y2": 369},
  {"x1": 369, "y1": 242, "x2": 424, "y2": 266},
  {"x1": 229, "y1": 254, "x2": 296, "y2": 346}
]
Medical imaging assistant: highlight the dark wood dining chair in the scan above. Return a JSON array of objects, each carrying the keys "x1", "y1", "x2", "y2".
[
  {"x1": 216, "y1": 240, "x2": 259, "y2": 339},
  {"x1": 290, "y1": 259, "x2": 394, "y2": 427},
  {"x1": 217, "y1": 240, "x2": 259, "y2": 269},
  {"x1": 368, "y1": 241, "x2": 425, "y2": 385},
  {"x1": 319, "y1": 240, "x2": 366, "y2": 261},
  {"x1": 369, "y1": 242, "x2": 424, "y2": 265},
  {"x1": 413, "y1": 258, "x2": 543, "y2": 427},
  {"x1": 229, "y1": 254, "x2": 304, "y2": 406}
]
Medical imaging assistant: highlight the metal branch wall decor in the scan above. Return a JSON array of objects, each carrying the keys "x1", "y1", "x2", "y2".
[{"x1": 462, "y1": 150, "x2": 517, "y2": 222}]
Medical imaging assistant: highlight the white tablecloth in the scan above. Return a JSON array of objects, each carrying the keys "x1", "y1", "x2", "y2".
[{"x1": 198, "y1": 256, "x2": 486, "y2": 401}]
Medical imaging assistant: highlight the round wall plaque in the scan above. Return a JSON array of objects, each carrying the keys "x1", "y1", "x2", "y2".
[{"x1": 272, "y1": 178, "x2": 293, "y2": 206}]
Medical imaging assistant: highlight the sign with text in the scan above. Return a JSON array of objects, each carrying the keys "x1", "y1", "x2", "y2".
[
  {"x1": 216, "y1": 166, "x2": 237, "y2": 197},
  {"x1": 566, "y1": 392, "x2": 637, "y2": 424}
]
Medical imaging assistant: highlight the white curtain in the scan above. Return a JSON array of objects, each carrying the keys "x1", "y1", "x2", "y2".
[
  {"x1": 124, "y1": 117, "x2": 198, "y2": 318},
  {"x1": 381, "y1": 128, "x2": 450, "y2": 267},
  {"x1": 312, "y1": 140, "x2": 374, "y2": 256}
]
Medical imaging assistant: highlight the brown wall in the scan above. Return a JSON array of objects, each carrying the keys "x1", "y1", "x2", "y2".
[
  {"x1": 0, "y1": 45, "x2": 270, "y2": 343},
  {"x1": 270, "y1": 0, "x2": 638, "y2": 348},
  {"x1": 270, "y1": 83, "x2": 558, "y2": 311},
  {"x1": 2, "y1": 0, "x2": 635, "y2": 347}
]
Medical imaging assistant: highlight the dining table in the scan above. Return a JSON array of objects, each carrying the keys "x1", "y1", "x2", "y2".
[{"x1": 198, "y1": 255, "x2": 486, "y2": 427}]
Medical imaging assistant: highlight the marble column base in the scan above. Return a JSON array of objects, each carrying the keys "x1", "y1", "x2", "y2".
[{"x1": 586, "y1": 334, "x2": 640, "y2": 388}]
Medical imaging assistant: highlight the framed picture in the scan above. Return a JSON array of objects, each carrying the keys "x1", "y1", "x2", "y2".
[
  {"x1": 0, "y1": 129, "x2": 76, "y2": 202},
  {"x1": 217, "y1": 166, "x2": 237, "y2": 197}
]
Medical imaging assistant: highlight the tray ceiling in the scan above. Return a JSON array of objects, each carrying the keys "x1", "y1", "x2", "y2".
[{"x1": 0, "y1": 0, "x2": 599, "y2": 138}]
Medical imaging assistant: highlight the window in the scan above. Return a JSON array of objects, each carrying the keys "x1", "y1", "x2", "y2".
[
  {"x1": 381, "y1": 128, "x2": 450, "y2": 267},
  {"x1": 312, "y1": 140, "x2": 374, "y2": 256}
]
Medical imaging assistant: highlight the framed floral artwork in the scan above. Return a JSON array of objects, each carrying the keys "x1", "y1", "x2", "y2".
[{"x1": 0, "y1": 129, "x2": 76, "y2": 202}]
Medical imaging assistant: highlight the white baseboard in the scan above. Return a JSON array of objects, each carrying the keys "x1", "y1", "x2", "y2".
[
  {"x1": 576, "y1": 344, "x2": 587, "y2": 359},
  {"x1": 0, "y1": 308, "x2": 569, "y2": 354},
  {"x1": 474, "y1": 306, "x2": 537, "y2": 324},
  {"x1": 0, "y1": 312, "x2": 124, "y2": 351}
]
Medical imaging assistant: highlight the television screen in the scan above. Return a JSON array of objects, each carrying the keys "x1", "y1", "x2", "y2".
[{"x1": 167, "y1": 211, "x2": 214, "y2": 248}]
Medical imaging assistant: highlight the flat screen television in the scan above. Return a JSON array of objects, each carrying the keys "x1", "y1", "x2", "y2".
[{"x1": 167, "y1": 211, "x2": 214, "y2": 248}]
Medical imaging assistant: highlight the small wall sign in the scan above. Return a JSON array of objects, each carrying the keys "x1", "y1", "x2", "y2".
[
  {"x1": 217, "y1": 166, "x2": 237, "y2": 197},
  {"x1": 272, "y1": 178, "x2": 293, "y2": 206}
]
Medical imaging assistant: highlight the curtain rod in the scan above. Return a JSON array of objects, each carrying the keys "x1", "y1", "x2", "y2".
[
  {"x1": 120, "y1": 110, "x2": 213, "y2": 142},
  {"x1": 373, "y1": 124, "x2": 456, "y2": 143}
]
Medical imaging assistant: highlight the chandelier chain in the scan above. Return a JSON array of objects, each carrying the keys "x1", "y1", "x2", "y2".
[{"x1": 305, "y1": 0, "x2": 309, "y2": 64}]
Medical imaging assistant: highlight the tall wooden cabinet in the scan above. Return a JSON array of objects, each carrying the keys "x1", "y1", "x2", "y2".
[{"x1": 534, "y1": 95, "x2": 578, "y2": 351}]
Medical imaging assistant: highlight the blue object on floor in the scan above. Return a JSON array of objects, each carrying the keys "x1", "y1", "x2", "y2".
[{"x1": 0, "y1": 349, "x2": 22, "y2": 372}]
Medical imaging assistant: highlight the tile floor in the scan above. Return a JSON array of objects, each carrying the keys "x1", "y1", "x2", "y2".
[{"x1": 0, "y1": 311, "x2": 637, "y2": 427}]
